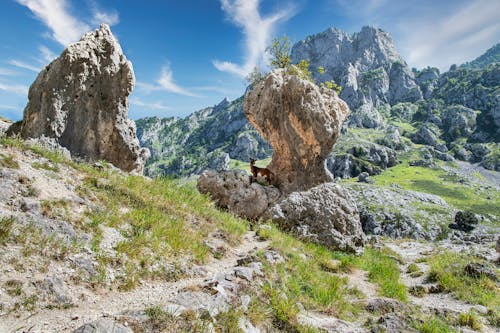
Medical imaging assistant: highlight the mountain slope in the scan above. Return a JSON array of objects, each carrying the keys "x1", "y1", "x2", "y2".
[
  {"x1": 136, "y1": 26, "x2": 499, "y2": 177},
  {"x1": 136, "y1": 97, "x2": 271, "y2": 177},
  {"x1": 1, "y1": 125, "x2": 498, "y2": 332}
]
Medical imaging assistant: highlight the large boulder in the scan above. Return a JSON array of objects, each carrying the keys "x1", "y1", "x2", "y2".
[
  {"x1": 197, "y1": 169, "x2": 282, "y2": 220},
  {"x1": 9, "y1": 24, "x2": 149, "y2": 173},
  {"x1": 268, "y1": 183, "x2": 365, "y2": 253},
  {"x1": 244, "y1": 69, "x2": 350, "y2": 194}
]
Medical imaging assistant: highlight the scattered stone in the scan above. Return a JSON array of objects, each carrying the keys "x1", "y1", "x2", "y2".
[
  {"x1": 269, "y1": 182, "x2": 365, "y2": 253},
  {"x1": 73, "y1": 319, "x2": 133, "y2": 333},
  {"x1": 240, "y1": 295, "x2": 251, "y2": 311},
  {"x1": 365, "y1": 298, "x2": 406, "y2": 314},
  {"x1": 372, "y1": 313, "x2": 409, "y2": 333},
  {"x1": 238, "y1": 317, "x2": 260, "y2": 333},
  {"x1": 358, "y1": 172, "x2": 374, "y2": 184},
  {"x1": 244, "y1": 68, "x2": 350, "y2": 194},
  {"x1": 34, "y1": 276, "x2": 72, "y2": 306},
  {"x1": 463, "y1": 263, "x2": 498, "y2": 281},
  {"x1": 19, "y1": 198, "x2": 40, "y2": 213},
  {"x1": 263, "y1": 250, "x2": 284, "y2": 264},
  {"x1": 9, "y1": 24, "x2": 149, "y2": 173},
  {"x1": 170, "y1": 291, "x2": 229, "y2": 318}
]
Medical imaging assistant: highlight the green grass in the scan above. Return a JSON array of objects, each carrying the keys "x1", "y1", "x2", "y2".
[
  {"x1": 82, "y1": 174, "x2": 249, "y2": 289},
  {"x1": 457, "y1": 311, "x2": 482, "y2": 330},
  {"x1": 427, "y1": 251, "x2": 499, "y2": 309},
  {"x1": 254, "y1": 224, "x2": 360, "y2": 329},
  {"x1": 32, "y1": 161, "x2": 60, "y2": 172},
  {"x1": 0, "y1": 216, "x2": 15, "y2": 245},
  {"x1": 416, "y1": 317, "x2": 456, "y2": 333},
  {"x1": 372, "y1": 163, "x2": 500, "y2": 217},
  {"x1": 1, "y1": 135, "x2": 249, "y2": 290},
  {"x1": 357, "y1": 247, "x2": 408, "y2": 301},
  {"x1": 0, "y1": 153, "x2": 19, "y2": 169},
  {"x1": 229, "y1": 157, "x2": 272, "y2": 171}
]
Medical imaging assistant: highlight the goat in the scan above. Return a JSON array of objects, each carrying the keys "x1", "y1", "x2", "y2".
[{"x1": 250, "y1": 158, "x2": 274, "y2": 183}]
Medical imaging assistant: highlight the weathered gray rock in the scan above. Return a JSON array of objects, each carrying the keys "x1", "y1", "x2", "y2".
[
  {"x1": 441, "y1": 105, "x2": 477, "y2": 141},
  {"x1": 463, "y1": 262, "x2": 498, "y2": 281},
  {"x1": 244, "y1": 69, "x2": 350, "y2": 193},
  {"x1": 73, "y1": 319, "x2": 133, "y2": 333},
  {"x1": 268, "y1": 183, "x2": 365, "y2": 253},
  {"x1": 365, "y1": 298, "x2": 406, "y2": 314},
  {"x1": 412, "y1": 124, "x2": 440, "y2": 147},
  {"x1": 10, "y1": 24, "x2": 149, "y2": 173},
  {"x1": 291, "y1": 26, "x2": 422, "y2": 128},
  {"x1": 197, "y1": 169, "x2": 281, "y2": 220},
  {"x1": 35, "y1": 276, "x2": 72, "y2": 305}
]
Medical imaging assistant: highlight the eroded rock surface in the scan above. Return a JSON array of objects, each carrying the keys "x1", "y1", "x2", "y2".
[
  {"x1": 197, "y1": 169, "x2": 282, "y2": 220},
  {"x1": 244, "y1": 69, "x2": 350, "y2": 193},
  {"x1": 9, "y1": 24, "x2": 149, "y2": 173},
  {"x1": 269, "y1": 182, "x2": 365, "y2": 253}
]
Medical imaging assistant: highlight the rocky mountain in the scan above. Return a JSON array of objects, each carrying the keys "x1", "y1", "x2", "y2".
[
  {"x1": 136, "y1": 26, "x2": 499, "y2": 177},
  {"x1": 291, "y1": 26, "x2": 422, "y2": 128},
  {"x1": 136, "y1": 97, "x2": 271, "y2": 177}
]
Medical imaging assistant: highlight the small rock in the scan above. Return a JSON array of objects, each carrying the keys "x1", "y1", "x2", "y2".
[
  {"x1": 240, "y1": 295, "x2": 251, "y2": 311},
  {"x1": 20, "y1": 198, "x2": 41, "y2": 213},
  {"x1": 366, "y1": 298, "x2": 405, "y2": 314},
  {"x1": 73, "y1": 319, "x2": 132, "y2": 333},
  {"x1": 263, "y1": 250, "x2": 284, "y2": 264},
  {"x1": 463, "y1": 263, "x2": 498, "y2": 281}
]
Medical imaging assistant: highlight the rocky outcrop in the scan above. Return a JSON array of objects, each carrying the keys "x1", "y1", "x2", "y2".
[
  {"x1": 197, "y1": 169, "x2": 281, "y2": 220},
  {"x1": 244, "y1": 69, "x2": 350, "y2": 193},
  {"x1": 291, "y1": 26, "x2": 422, "y2": 128},
  {"x1": 198, "y1": 169, "x2": 365, "y2": 252},
  {"x1": 9, "y1": 24, "x2": 149, "y2": 173},
  {"x1": 269, "y1": 183, "x2": 365, "y2": 253},
  {"x1": 441, "y1": 106, "x2": 477, "y2": 141}
]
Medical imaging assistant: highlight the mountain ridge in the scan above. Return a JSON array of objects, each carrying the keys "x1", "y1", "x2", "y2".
[{"x1": 136, "y1": 26, "x2": 499, "y2": 177}]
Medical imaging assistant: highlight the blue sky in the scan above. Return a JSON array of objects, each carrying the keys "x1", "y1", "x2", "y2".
[{"x1": 0, "y1": 0, "x2": 499, "y2": 121}]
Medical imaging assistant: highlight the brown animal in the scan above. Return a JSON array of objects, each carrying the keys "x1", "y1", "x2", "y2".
[{"x1": 250, "y1": 158, "x2": 274, "y2": 183}]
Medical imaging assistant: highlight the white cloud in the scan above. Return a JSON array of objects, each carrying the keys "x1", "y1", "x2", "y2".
[
  {"x1": 90, "y1": 0, "x2": 120, "y2": 26},
  {"x1": 0, "y1": 82, "x2": 29, "y2": 95},
  {"x1": 8, "y1": 60, "x2": 40, "y2": 73},
  {"x1": 213, "y1": 0, "x2": 296, "y2": 77},
  {"x1": 92, "y1": 10, "x2": 120, "y2": 26},
  {"x1": 15, "y1": 0, "x2": 90, "y2": 46},
  {"x1": 130, "y1": 98, "x2": 170, "y2": 111},
  {"x1": 0, "y1": 68, "x2": 17, "y2": 76},
  {"x1": 16, "y1": 0, "x2": 119, "y2": 47},
  {"x1": 137, "y1": 64, "x2": 198, "y2": 97},
  {"x1": 157, "y1": 66, "x2": 198, "y2": 97},
  {"x1": 329, "y1": 0, "x2": 500, "y2": 71},
  {"x1": 401, "y1": 0, "x2": 500, "y2": 70},
  {"x1": 39, "y1": 45, "x2": 57, "y2": 63}
]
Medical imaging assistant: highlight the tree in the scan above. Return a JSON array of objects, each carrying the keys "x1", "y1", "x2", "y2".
[{"x1": 267, "y1": 36, "x2": 291, "y2": 70}]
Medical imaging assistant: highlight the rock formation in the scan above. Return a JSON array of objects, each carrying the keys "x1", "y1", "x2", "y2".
[
  {"x1": 9, "y1": 24, "x2": 149, "y2": 173},
  {"x1": 269, "y1": 183, "x2": 365, "y2": 253},
  {"x1": 244, "y1": 69, "x2": 350, "y2": 193},
  {"x1": 291, "y1": 26, "x2": 422, "y2": 128},
  {"x1": 197, "y1": 169, "x2": 281, "y2": 220}
]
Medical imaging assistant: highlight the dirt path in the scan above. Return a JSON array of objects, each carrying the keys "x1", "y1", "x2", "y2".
[{"x1": 1, "y1": 231, "x2": 269, "y2": 333}]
